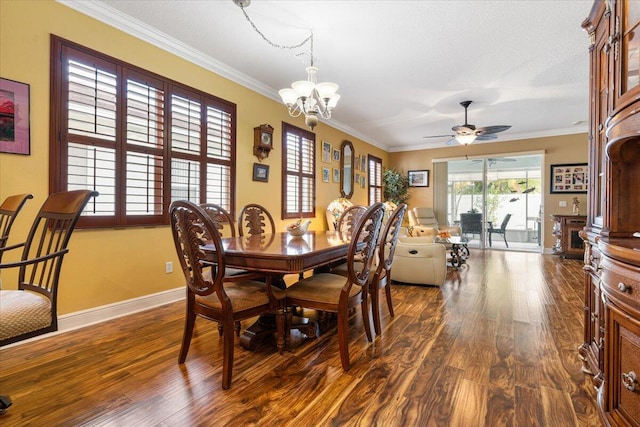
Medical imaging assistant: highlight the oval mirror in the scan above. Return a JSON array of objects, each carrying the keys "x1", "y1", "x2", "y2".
[{"x1": 340, "y1": 140, "x2": 354, "y2": 199}]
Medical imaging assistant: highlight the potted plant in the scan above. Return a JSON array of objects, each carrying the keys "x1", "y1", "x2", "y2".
[{"x1": 383, "y1": 168, "x2": 410, "y2": 205}]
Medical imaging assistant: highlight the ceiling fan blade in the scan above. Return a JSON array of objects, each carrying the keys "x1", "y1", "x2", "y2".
[
  {"x1": 475, "y1": 134, "x2": 498, "y2": 141},
  {"x1": 422, "y1": 134, "x2": 455, "y2": 139},
  {"x1": 475, "y1": 125, "x2": 511, "y2": 135},
  {"x1": 445, "y1": 138, "x2": 459, "y2": 146},
  {"x1": 488, "y1": 157, "x2": 516, "y2": 162}
]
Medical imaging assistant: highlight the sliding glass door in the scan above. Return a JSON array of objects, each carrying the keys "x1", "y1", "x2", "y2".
[{"x1": 445, "y1": 154, "x2": 543, "y2": 252}]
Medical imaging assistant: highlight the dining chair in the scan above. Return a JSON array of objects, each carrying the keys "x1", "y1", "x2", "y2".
[
  {"x1": 369, "y1": 203, "x2": 407, "y2": 335},
  {"x1": 336, "y1": 205, "x2": 366, "y2": 235},
  {"x1": 237, "y1": 203, "x2": 275, "y2": 237},
  {"x1": 0, "y1": 193, "x2": 34, "y2": 262},
  {"x1": 0, "y1": 190, "x2": 99, "y2": 346},
  {"x1": 170, "y1": 200, "x2": 285, "y2": 389},
  {"x1": 285, "y1": 202, "x2": 385, "y2": 371},
  {"x1": 200, "y1": 203, "x2": 266, "y2": 336}
]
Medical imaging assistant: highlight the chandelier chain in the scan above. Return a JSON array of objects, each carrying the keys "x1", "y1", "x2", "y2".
[{"x1": 239, "y1": 5, "x2": 313, "y2": 59}]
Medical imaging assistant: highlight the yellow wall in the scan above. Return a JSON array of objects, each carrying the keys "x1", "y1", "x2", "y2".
[
  {"x1": 389, "y1": 133, "x2": 589, "y2": 250},
  {"x1": 0, "y1": 0, "x2": 387, "y2": 314}
]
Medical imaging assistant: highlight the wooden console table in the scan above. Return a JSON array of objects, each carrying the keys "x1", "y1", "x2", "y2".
[{"x1": 551, "y1": 215, "x2": 586, "y2": 259}]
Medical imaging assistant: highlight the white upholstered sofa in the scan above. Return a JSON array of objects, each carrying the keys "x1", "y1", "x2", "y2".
[{"x1": 390, "y1": 236, "x2": 447, "y2": 286}]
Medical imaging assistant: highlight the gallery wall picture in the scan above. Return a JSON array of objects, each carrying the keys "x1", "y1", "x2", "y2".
[
  {"x1": 322, "y1": 141, "x2": 332, "y2": 163},
  {"x1": 322, "y1": 167, "x2": 330, "y2": 183},
  {"x1": 550, "y1": 163, "x2": 588, "y2": 193},
  {"x1": 0, "y1": 78, "x2": 30, "y2": 155},
  {"x1": 408, "y1": 170, "x2": 430, "y2": 187},
  {"x1": 252, "y1": 163, "x2": 269, "y2": 182}
]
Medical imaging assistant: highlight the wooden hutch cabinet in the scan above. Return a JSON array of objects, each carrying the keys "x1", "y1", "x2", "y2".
[
  {"x1": 582, "y1": 1, "x2": 640, "y2": 426},
  {"x1": 551, "y1": 215, "x2": 587, "y2": 258}
]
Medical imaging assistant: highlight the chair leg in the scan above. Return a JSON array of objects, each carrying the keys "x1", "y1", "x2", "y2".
[
  {"x1": 276, "y1": 307, "x2": 286, "y2": 355},
  {"x1": 221, "y1": 319, "x2": 235, "y2": 390},
  {"x1": 178, "y1": 311, "x2": 196, "y2": 363},
  {"x1": 371, "y1": 286, "x2": 381, "y2": 336},
  {"x1": 503, "y1": 233, "x2": 508, "y2": 248},
  {"x1": 337, "y1": 309, "x2": 351, "y2": 371},
  {"x1": 385, "y1": 284, "x2": 394, "y2": 318},
  {"x1": 361, "y1": 292, "x2": 373, "y2": 342},
  {"x1": 488, "y1": 232, "x2": 492, "y2": 247}
]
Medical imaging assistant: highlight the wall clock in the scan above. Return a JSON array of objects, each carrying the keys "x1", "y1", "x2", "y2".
[{"x1": 253, "y1": 124, "x2": 273, "y2": 161}]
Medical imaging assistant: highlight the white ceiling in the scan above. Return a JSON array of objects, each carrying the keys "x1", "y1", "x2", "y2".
[{"x1": 61, "y1": 0, "x2": 593, "y2": 152}]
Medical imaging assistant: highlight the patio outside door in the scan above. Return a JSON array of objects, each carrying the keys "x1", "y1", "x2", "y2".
[{"x1": 446, "y1": 154, "x2": 543, "y2": 252}]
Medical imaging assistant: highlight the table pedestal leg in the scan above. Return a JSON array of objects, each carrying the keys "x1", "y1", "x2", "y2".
[{"x1": 239, "y1": 313, "x2": 317, "y2": 351}]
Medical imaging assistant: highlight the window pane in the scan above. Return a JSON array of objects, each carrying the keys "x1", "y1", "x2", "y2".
[
  {"x1": 206, "y1": 163, "x2": 231, "y2": 211},
  {"x1": 171, "y1": 158, "x2": 200, "y2": 202},
  {"x1": 207, "y1": 106, "x2": 232, "y2": 160},
  {"x1": 67, "y1": 142, "x2": 115, "y2": 216},
  {"x1": 68, "y1": 60, "x2": 117, "y2": 141},
  {"x1": 171, "y1": 94, "x2": 201, "y2": 154},
  {"x1": 126, "y1": 152, "x2": 164, "y2": 215},
  {"x1": 126, "y1": 80, "x2": 165, "y2": 149},
  {"x1": 286, "y1": 174, "x2": 300, "y2": 213}
]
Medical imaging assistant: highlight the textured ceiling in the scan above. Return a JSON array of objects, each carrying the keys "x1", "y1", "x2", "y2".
[{"x1": 61, "y1": 0, "x2": 593, "y2": 152}]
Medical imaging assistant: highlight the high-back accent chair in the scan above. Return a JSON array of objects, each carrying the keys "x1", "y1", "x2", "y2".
[
  {"x1": 286, "y1": 203, "x2": 385, "y2": 371},
  {"x1": 0, "y1": 194, "x2": 33, "y2": 262},
  {"x1": 370, "y1": 203, "x2": 407, "y2": 335},
  {"x1": 237, "y1": 203, "x2": 275, "y2": 237},
  {"x1": 170, "y1": 200, "x2": 285, "y2": 389},
  {"x1": 487, "y1": 214, "x2": 512, "y2": 248},
  {"x1": 408, "y1": 207, "x2": 461, "y2": 236},
  {"x1": 0, "y1": 190, "x2": 98, "y2": 346}
]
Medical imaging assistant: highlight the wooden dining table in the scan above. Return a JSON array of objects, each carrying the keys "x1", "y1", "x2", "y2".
[{"x1": 201, "y1": 230, "x2": 352, "y2": 350}]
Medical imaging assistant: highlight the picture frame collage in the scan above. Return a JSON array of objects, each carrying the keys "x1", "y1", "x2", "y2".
[
  {"x1": 550, "y1": 163, "x2": 588, "y2": 193},
  {"x1": 322, "y1": 140, "x2": 367, "y2": 188}
]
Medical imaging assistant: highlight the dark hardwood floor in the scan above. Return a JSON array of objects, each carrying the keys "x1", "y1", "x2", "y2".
[{"x1": 0, "y1": 250, "x2": 601, "y2": 426}]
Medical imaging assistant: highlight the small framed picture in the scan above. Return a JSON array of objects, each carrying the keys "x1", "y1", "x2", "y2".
[
  {"x1": 408, "y1": 170, "x2": 430, "y2": 187},
  {"x1": 355, "y1": 155, "x2": 360, "y2": 170},
  {"x1": 360, "y1": 154, "x2": 367, "y2": 172},
  {"x1": 322, "y1": 141, "x2": 332, "y2": 163},
  {"x1": 332, "y1": 148, "x2": 340, "y2": 162},
  {"x1": 322, "y1": 167, "x2": 330, "y2": 183},
  {"x1": 252, "y1": 163, "x2": 269, "y2": 182},
  {"x1": 0, "y1": 77, "x2": 30, "y2": 155},
  {"x1": 550, "y1": 163, "x2": 588, "y2": 193},
  {"x1": 360, "y1": 175, "x2": 366, "y2": 188},
  {"x1": 333, "y1": 167, "x2": 340, "y2": 183}
]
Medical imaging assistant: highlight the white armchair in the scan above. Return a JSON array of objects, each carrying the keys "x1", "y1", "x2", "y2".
[{"x1": 390, "y1": 236, "x2": 447, "y2": 286}]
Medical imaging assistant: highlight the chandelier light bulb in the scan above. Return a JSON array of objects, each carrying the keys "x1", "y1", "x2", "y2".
[{"x1": 456, "y1": 134, "x2": 477, "y2": 145}]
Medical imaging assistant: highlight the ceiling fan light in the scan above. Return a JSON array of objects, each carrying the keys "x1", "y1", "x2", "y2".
[{"x1": 456, "y1": 134, "x2": 477, "y2": 145}]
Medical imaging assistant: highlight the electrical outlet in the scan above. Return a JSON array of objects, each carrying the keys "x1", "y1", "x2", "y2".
[
  {"x1": 165, "y1": 261, "x2": 173, "y2": 274},
  {"x1": 559, "y1": 200, "x2": 567, "y2": 207}
]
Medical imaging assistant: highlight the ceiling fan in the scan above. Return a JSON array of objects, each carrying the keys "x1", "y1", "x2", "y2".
[{"x1": 423, "y1": 100, "x2": 511, "y2": 145}]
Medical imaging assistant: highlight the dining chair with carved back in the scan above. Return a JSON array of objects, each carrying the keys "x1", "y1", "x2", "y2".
[
  {"x1": 237, "y1": 203, "x2": 276, "y2": 237},
  {"x1": 0, "y1": 193, "x2": 33, "y2": 263},
  {"x1": 336, "y1": 205, "x2": 367, "y2": 235},
  {"x1": 285, "y1": 202, "x2": 385, "y2": 371},
  {"x1": 369, "y1": 203, "x2": 407, "y2": 335},
  {"x1": 170, "y1": 200, "x2": 285, "y2": 389},
  {"x1": 0, "y1": 190, "x2": 98, "y2": 346}
]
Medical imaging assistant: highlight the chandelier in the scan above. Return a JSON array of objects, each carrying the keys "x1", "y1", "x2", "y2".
[{"x1": 235, "y1": 0, "x2": 340, "y2": 130}]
